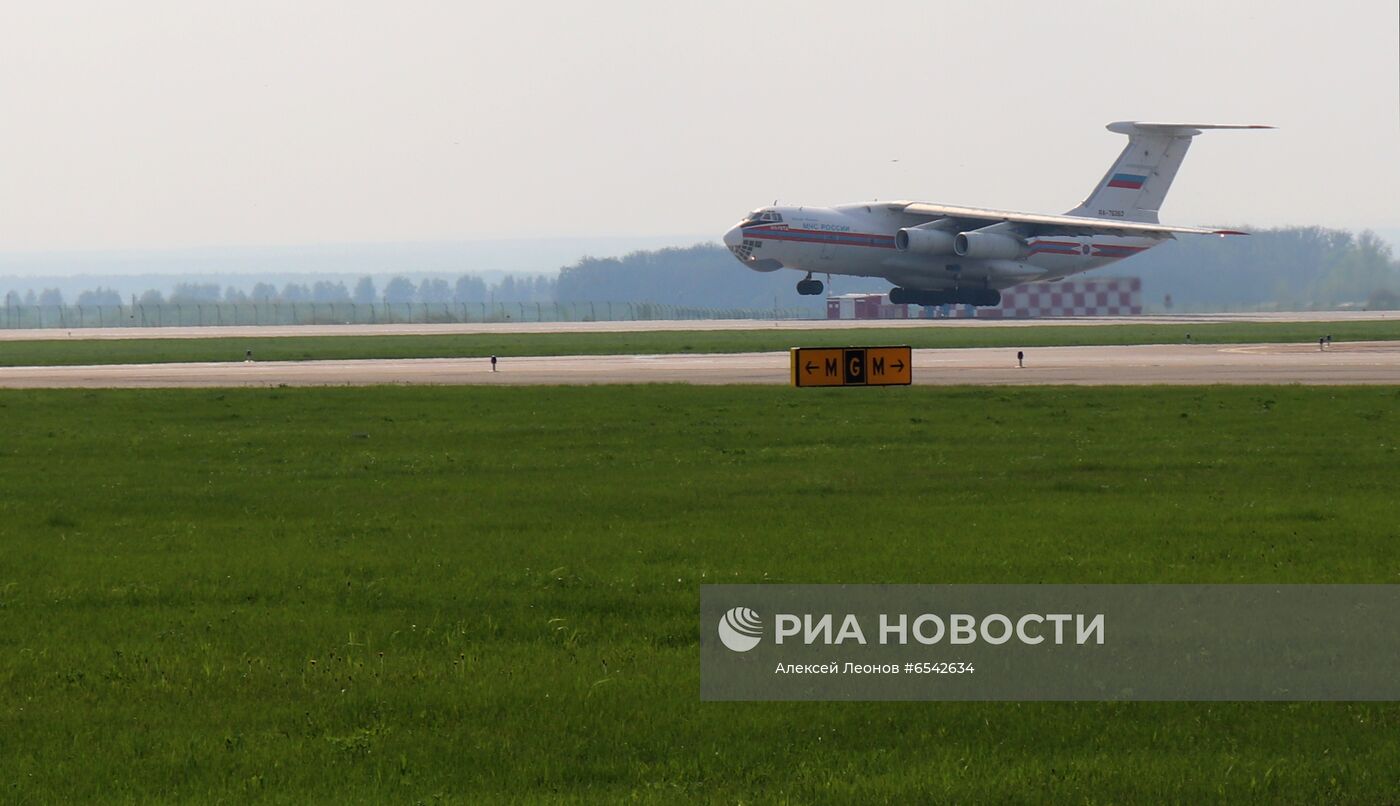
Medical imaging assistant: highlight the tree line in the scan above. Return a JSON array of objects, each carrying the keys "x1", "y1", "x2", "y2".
[
  {"x1": 1131, "y1": 227, "x2": 1398, "y2": 311},
  {"x1": 2, "y1": 274, "x2": 558, "y2": 307},
  {"x1": 4, "y1": 226, "x2": 1395, "y2": 311},
  {"x1": 550, "y1": 228, "x2": 1398, "y2": 311}
]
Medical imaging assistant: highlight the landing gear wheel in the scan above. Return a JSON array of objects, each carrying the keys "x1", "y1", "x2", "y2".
[
  {"x1": 796, "y1": 279, "x2": 825, "y2": 296},
  {"x1": 890, "y1": 286, "x2": 1001, "y2": 307}
]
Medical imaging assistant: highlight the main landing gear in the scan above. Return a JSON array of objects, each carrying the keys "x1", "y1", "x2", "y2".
[
  {"x1": 889, "y1": 287, "x2": 1001, "y2": 307},
  {"x1": 796, "y1": 273, "x2": 825, "y2": 296}
]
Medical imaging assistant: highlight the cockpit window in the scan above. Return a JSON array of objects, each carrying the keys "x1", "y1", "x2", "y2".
[{"x1": 744, "y1": 210, "x2": 783, "y2": 224}]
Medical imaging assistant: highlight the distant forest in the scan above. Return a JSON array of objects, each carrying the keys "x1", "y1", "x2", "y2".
[
  {"x1": 4, "y1": 226, "x2": 1396, "y2": 312},
  {"x1": 3, "y1": 274, "x2": 557, "y2": 308},
  {"x1": 1131, "y1": 227, "x2": 1397, "y2": 311},
  {"x1": 553, "y1": 227, "x2": 1399, "y2": 312}
]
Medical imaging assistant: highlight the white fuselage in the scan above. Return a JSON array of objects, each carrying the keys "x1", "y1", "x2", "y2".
[{"x1": 723, "y1": 203, "x2": 1158, "y2": 292}]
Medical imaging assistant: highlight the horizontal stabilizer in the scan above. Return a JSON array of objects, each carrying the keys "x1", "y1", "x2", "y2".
[{"x1": 1107, "y1": 121, "x2": 1274, "y2": 136}]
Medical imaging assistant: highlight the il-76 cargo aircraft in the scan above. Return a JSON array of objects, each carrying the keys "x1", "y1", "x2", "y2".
[{"x1": 722, "y1": 122, "x2": 1270, "y2": 306}]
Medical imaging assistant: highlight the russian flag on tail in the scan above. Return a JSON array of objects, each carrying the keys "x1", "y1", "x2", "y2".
[{"x1": 1107, "y1": 172, "x2": 1147, "y2": 190}]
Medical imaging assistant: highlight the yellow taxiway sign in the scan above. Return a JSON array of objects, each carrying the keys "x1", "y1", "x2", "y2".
[{"x1": 790, "y1": 346, "x2": 912, "y2": 387}]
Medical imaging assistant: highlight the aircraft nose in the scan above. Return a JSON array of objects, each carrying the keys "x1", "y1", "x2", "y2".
[{"x1": 723, "y1": 224, "x2": 742, "y2": 248}]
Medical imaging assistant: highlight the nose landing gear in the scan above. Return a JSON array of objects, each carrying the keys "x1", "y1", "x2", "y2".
[{"x1": 796, "y1": 273, "x2": 824, "y2": 296}]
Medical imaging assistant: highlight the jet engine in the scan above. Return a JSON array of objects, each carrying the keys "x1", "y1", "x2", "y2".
[
  {"x1": 954, "y1": 231, "x2": 1025, "y2": 260},
  {"x1": 894, "y1": 226, "x2": 956, "y2": 255}
]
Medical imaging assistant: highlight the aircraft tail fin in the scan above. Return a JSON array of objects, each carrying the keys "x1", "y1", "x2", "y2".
[{"x1": 1068, "y1": 122, "x2": 1272, "y2": 223}]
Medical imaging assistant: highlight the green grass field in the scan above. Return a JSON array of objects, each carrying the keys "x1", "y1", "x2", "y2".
[
  {"x1": 1, "y1": 318, "x2": 1398, "y2": 367},
  {"x1": 2, "y1": 385, "x2": 1399, "y2": 802}
]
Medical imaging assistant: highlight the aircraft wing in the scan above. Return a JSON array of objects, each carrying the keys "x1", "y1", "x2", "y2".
[{"x1": 899, "y1": 202, "x2": 1247, "y2": 237}]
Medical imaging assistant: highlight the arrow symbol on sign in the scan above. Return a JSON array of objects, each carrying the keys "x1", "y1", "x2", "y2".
[
  {"x1": 893, "y1": 359, "x2": 905, "y2": 372},
  {"x1": 805, "y1": 361, "x2": 817, "y2": 374}
]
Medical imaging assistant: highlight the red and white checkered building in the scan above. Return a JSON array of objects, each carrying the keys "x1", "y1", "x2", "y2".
[{"x1": 986, "y1": 277, "x2": 1142, "y2": 318}]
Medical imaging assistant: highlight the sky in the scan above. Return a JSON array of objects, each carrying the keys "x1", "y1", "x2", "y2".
[{"x1": 1, "y1": 0, "x2": 1396, "y2": 256}]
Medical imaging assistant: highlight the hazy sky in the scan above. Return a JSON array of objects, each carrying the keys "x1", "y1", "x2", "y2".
[{"x1": 1, "y1": 0, "x2": 1396, "y2": 252}]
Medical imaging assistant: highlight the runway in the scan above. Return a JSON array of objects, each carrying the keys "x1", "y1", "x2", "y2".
[
  {"x1": 0, "y1": 342, "x2": 1395, "y2": 388},
  {"x1": 0, "y1": 310, "x2": 1392, "y2": 341}
]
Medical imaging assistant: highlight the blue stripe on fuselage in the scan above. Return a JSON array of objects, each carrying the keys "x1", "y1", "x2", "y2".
[{"x1": 742, "y1": 226, "x2": 896, "y2": 249}]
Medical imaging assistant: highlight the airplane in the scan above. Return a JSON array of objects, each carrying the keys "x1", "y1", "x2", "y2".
[{"x1": 722, "y1": 122, "x2": 1271, "y2": 306}]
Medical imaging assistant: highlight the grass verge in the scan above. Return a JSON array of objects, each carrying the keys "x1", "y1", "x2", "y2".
[
  {"x1": 1, "y1": 385, "x2": 1398, "y2": 801},
  {"x1": 0, "y1": 319, "x2": 1397, "y2": 366}
]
